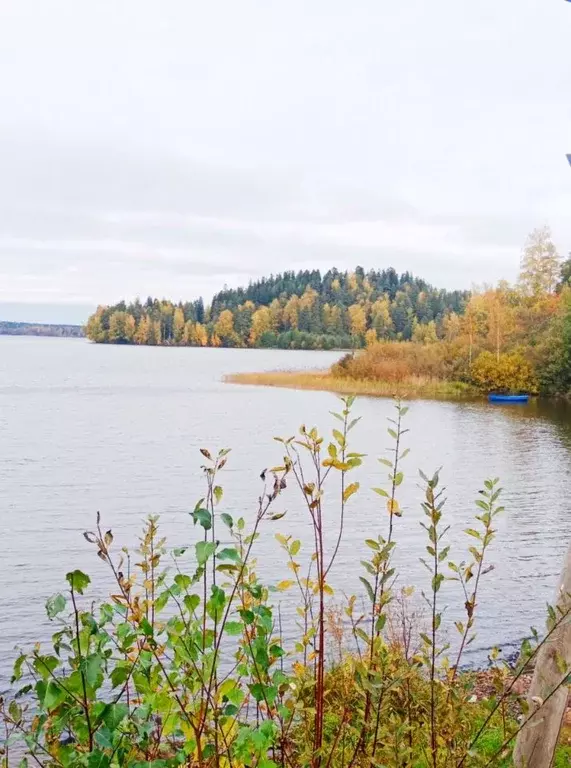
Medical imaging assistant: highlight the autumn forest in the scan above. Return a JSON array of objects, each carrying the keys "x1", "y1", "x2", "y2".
[{"x1": 86, "y1": 227, "x2": 571, "y2": 395}]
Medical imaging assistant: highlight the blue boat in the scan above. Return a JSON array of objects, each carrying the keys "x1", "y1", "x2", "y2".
[{"x1": 488, "y1": 394, "x2": 529, "y2": 404}]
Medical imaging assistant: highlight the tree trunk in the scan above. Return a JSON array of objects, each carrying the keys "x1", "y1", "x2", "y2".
[{"x1": 513, "y1": 543, "x2": 571, "y2": 767}]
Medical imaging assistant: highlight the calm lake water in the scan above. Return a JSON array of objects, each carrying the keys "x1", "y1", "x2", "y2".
[{"x1": 2, "y1": 336, "x2": 571, "y2": 688}]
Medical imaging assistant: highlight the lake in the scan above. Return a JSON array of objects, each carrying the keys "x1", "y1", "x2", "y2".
[{"x1": 2, "y1": 336, "x2": 571, "y2": 688}]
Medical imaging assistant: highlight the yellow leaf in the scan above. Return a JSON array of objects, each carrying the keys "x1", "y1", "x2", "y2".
[
  {"x1": 387, "y1": 498, "x2": 401, "y2": 516},
  {"x1": 343, "y1": 482, "x2": 360, "y2": 503},
  {"x1": 323, "y1": 583, "x2": 334, "y2": 596},
  {"x1": 277, "y1": 580, "x2": 295, "y2": 591}
]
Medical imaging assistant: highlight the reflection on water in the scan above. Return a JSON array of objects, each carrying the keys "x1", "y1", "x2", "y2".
[{"x1": 1, "y1": 337, "x2": 571, "y2": 687}]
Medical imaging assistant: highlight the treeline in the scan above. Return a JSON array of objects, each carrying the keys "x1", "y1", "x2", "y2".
[
  {"x1": 0, "y1": 321, "x2": 84, "y2": 338},
  {"x1": 333, "y1": 227, "x2": 571, "y2": 394},
  {"x1": 85, "y1": 268, "x2": 468, "y2": 350}
]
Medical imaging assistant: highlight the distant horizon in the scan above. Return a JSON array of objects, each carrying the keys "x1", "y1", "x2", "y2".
[{"x1": 0, "y1": 302, "x2": 95, "y2": 326}]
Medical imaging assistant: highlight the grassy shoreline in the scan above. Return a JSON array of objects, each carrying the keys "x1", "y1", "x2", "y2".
[{"x1": 225, "y1": 369, "x2": 478, "y2": 399}]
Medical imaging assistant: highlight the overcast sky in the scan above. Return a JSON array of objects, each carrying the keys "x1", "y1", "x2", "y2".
[{"x1": 1, "y1": 0, "x2": 570, "y2": 323}]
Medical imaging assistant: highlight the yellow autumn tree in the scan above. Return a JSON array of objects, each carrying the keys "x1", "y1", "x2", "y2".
[
  {"x1": 85, "y1": 308, "x2": 106, "y2": 343},
  {"x1": 108, "y1": 311, "x2": 135, "y2": 343},
  {"x1": 365, "y1": 328, "x2": 377, "y2": 347},
  {"x1": 442, "y1": 312, "x2": 462, "y2": 342},
  {"x1": 249, "y1": 307, "x2": 272, "y2": 346},
  {"x1": 370, "y1": 297, "x2": 393, "y2": 339},
  {"x1": 411, "y1": 319, "x2": 438, "y2": 344},
  {"x1": 134, "y1": 315, "x2": 150, "y2": 345},
  {"x1": 152, "y1": 320, "x2": 162, "y2": 346},
  {"x1": 348, "y1": 303, "x2": 367, "y2": 344},
  {"x1": 519, "y1": 226, "x2": 561, "y2": 297},
  {"x1": 194, "y1": 323, "x2": 209, "y2": 347},
  {"x1": 215, "y1": 309, "x2": 238, "y2": 346},
  {"x1": 269, "y1": 299, "x2": 283, "y2": 332},
  {"x1": 282, "y1": 296, "x2": 300, "y2": 330},
  {"x1": 183, "y1": 320, "x2": 194, "y2": 346},
  {"x1": 482, "y1": 286, "x2": 517, "y2": 361},
  {"x1": 173, "y1": 307, "x2": 185, "y2": 344},
  {"x1": 463, "y1": 293, "x2": 489, "y2": 365}
]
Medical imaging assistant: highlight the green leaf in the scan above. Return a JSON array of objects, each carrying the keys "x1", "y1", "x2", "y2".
[
  {"x1": 465, "y1": 528, "x2": 481, "y2": 540},
  {"x1": 249, "y1": 682, "x2": 267, "y2": 703},
  {"x1": 140, "y1": 617, "x2": 154, "y2": 637},
  {"x1": 192, "y1": 508, "x2": 212, "y2": 530},
  {"x1": 332, "y1": 429, "x2": 346, "y2": 448},
  {"x1": 154, "y1": 590, "x2": 170, "y2": 613},
  {"x1": 184, "y1": 594, "x2": 200, "y2": 613},
  {"x1": 174, "y1": 574, "x2": 192, "y2": 591},
  {"x1": 240, "y1": 608, "x2": 255, "y2": 625},
  {"x1": 66, "y1": 570, "x2": 91, "y2": 594},
  {"x1": 12, "y1": 653, "x2": 26, "y2": 683},
  {"x1": 375, "y1": 614, "x2": 387, "y2": 633},
  {"x1": 393, "y1": 472, "x2": 404, "y2": 486},
  {"x1": 290, "y1": 539, "x2": 301, "y2": 556},
  {"x1": 224, "y1": 621, "x2": 243, "y2": 636},
  {"x1": 365, "y1": 539, "x2": 380, "y2": 551},
  {"x1": 34, "y1": 655, "x2": 59, "y2": 680},
  {"x1": 110, "y1": 665, "x2": 129, "y2": 689},
  {"x1": 40, "y1": 679, "x2": 67, "y2": 710},
  {"x1": 87, "y1": 751, "x2": 111, "y2": 768},
  {"x1": 46, "y1": 593, "x2": 66, "y2": 620},
  {"x1": 207, "y1": 585, "x2": 226, "y2": 622},
  {"x1": 218, "y1": 547, "x2": 241, "y2": 563},
  {"x1": 221, "y1": 513, "x2": 234, "y2": 529},
  {"x1": 100, "y1": 702, "x2": 129, "y2": 730},
  {"x1": 196, "y1": 540, "x2": 216, "y2": 565},
  {"x1": 214, "y1": 486, "x2": 224, "y2": 505},
  {"x1": 359, "y1": 577, "x2": 375, "y2": 603},
  {"x1": 83, "y1": 654, "x2": 104, "y2": 687},
  {"x1": 373, "y1": 487, "x2": 389, "y2": 497},
  {"x1": 217, "y1": 564, "x2": 240, "y2": 574},
  {"x1": 173, "y1": 547, "x2": 187, "y2": 556}
]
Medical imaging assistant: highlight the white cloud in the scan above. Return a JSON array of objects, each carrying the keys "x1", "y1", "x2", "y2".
[{"x1": 0, "y1": 0, "x2": 570, "y2": 319}]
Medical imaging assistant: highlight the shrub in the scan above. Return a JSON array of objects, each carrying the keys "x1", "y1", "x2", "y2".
[
  {"x1": 470, "y1": 351, "x2": 537, "y2": 393},
  {"x1": 330, "y1": 341, "x2": 471, "y2": 383},
  {"x1": 1, "y1": 400, "x2": 569, "y2": 767}
]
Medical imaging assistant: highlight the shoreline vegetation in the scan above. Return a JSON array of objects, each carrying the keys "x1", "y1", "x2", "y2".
[
  {"x1": 226, "y1": 370, "x2": 476, "y2": 399},
  {"x1": 85, "y1": 227, "x2": 571, "y2": 397},
  {"x1": 2, "y1": 399, "x2": 571, "y2": 766}
]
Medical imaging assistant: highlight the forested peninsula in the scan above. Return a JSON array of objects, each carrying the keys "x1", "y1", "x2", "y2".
[{"x1": 86, "y1": 227, "x2": 571, "y2": 396}]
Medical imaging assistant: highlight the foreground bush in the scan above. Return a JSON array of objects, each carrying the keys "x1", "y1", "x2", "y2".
[{"x1": 2, "y1": 400, "x2": 570, "y2": 767}]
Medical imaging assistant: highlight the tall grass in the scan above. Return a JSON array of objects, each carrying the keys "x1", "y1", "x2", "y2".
[{"x1": 226, "y1": 371, "x2": 474, "y2": 399}]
